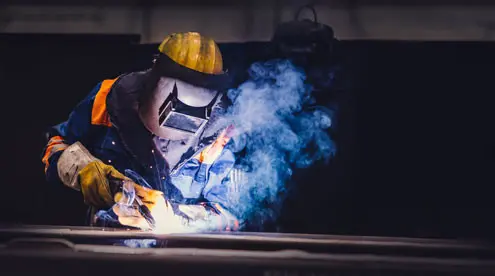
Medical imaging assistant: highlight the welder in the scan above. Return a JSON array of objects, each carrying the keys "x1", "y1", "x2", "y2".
[{"x1": 41, "y1": 32, "x2": 244, "y2": 231}]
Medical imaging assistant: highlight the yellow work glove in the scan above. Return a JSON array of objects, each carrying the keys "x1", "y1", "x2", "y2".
[
  {"x1": 112, "y1": 180, "x2": 176, "y2": 231},
  {"x1": 78, "y1": 161, "x2": 167, "y2": 213},
  {"x1": 77, "y1": 160, "x2": 127, "y2": 208},
  {"x1": 57, "y1": 142, "x2": 164, "y2": 212}
]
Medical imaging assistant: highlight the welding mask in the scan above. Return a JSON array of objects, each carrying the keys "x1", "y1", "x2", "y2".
[
  {"x1": 139, "y1": 77, "x2": 220, "y2": 140},
  {"x1": 139, "y1": 32, "x2": 230, "y2": 140}
]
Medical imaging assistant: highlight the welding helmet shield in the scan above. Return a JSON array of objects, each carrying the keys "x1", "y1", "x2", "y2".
[{"x1": 139, "y1": 77, "x2": 220, "y2": 141}]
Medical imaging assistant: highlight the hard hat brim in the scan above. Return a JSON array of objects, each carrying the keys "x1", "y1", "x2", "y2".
[{"x1": 153, "y1": 53, "x2": 231, "y2": 91}]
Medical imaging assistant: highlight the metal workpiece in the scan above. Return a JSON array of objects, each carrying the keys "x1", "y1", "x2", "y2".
[{"x1": 1, "y1": 225, "x2": 495, "y2": 275}]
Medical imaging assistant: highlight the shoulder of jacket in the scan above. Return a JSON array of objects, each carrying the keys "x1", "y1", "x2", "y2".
[{"x1": 111, "y1": 70, "x2": 151, "y2": 91}]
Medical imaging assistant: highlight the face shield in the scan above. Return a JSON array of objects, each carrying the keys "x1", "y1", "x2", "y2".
[{"x1": 139, "y1": 77, "x2": 220, "y2": 141}]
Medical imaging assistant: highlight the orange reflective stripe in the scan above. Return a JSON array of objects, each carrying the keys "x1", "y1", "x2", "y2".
[
  {"x1": 49, "y1": 136, "x2": 63, "y2": 143},
  {"x1": 91, "y1": 78, "x2": 118, "y2": 127},
  {"x1": 42, "y1": 135, "x2": 68, "y2": 173},
  {"x1": 42, "y1": 144, "x2": 67, "y2": 173}
]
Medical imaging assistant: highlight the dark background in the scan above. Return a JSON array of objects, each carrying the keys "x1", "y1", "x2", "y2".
[{"x1": 1, "y1": 33, "x2": 494, "y2": 240}]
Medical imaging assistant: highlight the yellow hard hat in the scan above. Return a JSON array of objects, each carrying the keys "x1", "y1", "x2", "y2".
[{"x1": 158, "y1": 32, "x2": 223, "y2": 75}]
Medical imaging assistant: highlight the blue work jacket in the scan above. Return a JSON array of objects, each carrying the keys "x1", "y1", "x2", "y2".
[{"x1": 42, "y1": 71, "x2": 242, "y2": 230}]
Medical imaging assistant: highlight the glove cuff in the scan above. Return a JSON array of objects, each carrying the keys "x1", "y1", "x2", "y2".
[{"x1": 57, "y1": 142, "x2": 99, "y2": 191}]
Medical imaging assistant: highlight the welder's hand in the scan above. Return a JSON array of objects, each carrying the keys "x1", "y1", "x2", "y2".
[
  {"x1": 113, "y1": 182, "x2": 165, "y2": 213},
  {"x1": 78, "y1": 160, "x2": 128, "y2": 208},
  {"x1": 112, "y1": 183, "x2": 174, "y2": 231}
]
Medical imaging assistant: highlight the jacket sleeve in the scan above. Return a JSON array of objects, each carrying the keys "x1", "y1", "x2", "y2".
[
  {"x1": 201, "y1": 141, "x2": 246, "y2": 231},
  {"x1": 41, "y1": 82, "x2": 103, "y2": 185},
  {"x1": 169, "y1": 134, "x2": 244, "y2": 231}
]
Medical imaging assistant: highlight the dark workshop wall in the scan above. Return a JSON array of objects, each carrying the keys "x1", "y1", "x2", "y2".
[
  {"x1": 1, "y1": 34, "x2": 495, "y2": 239},
  {"x1": 0, "y1": 34, "x2": 141, "y2": 226},
  {"x1": 353, "y1": 41, "x2": 495, "y2": 238}
]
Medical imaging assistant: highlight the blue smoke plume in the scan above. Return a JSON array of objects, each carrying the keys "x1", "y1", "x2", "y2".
[{"x1": 213, "y1": 59, "x2": 336, "y2": 229}]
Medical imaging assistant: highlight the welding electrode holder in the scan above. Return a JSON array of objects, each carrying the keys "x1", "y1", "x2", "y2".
[{"x1": 118, "y1": 179, "x2": 157, "y2": 229}]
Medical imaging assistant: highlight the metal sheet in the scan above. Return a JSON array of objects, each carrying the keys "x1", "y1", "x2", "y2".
[
  {"x1": 1, "y1": 225, "x2": 495, "y2": 276},
  {"x1": 1, "y1": 224, "x2": 495, "y2": 258}
]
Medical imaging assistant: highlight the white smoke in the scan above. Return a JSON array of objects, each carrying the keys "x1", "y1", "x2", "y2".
[{"x1": 212, "y1": 59, "x2": 336, "y2": 228}]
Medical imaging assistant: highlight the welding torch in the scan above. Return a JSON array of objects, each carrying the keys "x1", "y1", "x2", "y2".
[
  {"x1": 134, "y1": 196, "x2": 156, "y2": 230},
  {"x1": 121, "y1": 179, "x2": 157, "y2": 230}
]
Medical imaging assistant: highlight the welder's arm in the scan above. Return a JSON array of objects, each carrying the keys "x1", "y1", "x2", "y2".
[
  {"x1": 201, "y1": 167, "x2": 246, "y2": 231},
  {"x1": 40, "y1": 82, "x2": 156, "y2": 209},
  {"x1": 199, "y1": 150, "x2": 246, "y2": 231},
  {"x1": 56, "y1": 142, "x2": 128, "y2": 208},
  {"x1": 41, "y1": 83, "x2": 113, "y2": 208},
  {"x1": 46, "y1": 139, "x2": 164, "y2": 210},
  {"x1": 192, "y1": 131, "x2": 246, "y2": 231},
  {"x1": 41, "y1": 82, "x2": 101, "y2": 186},
  {"x1": 170, "y1": 167, "x2": 246, "y2": 232},
  {"x1": 104, "y1": 166, "x2": 246, "y2": 232}
]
